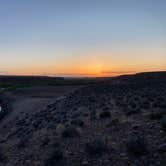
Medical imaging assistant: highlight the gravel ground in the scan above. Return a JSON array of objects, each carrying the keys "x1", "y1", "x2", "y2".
[{"x1": 0, "y1": 73, "x2": 166, "y2": 166}]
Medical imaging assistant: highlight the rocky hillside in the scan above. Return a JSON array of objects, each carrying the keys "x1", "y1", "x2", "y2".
[{"x1": 0, "y1": 72, "x2": 166, "y2": 166}]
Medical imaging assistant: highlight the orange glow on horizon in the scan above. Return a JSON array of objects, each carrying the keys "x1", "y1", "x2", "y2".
[
  {"x1": 1, "y1": 48, "x2": 166, "y2": 77},
  {"x1": 5, "y1": 67, "x2": 156, "y2": 77}
]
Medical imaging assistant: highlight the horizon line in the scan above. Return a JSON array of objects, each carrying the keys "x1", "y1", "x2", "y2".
[{"x1": 0, "y1": 70, "x2": 166, "y2": 78}]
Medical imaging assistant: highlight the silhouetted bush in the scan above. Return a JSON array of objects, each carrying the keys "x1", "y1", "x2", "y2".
[
  {"x1": 127, "y1": 134, "x2": 147, "y2": 156},
  {"x1": 85, "y1": 137, "x2": 108, "y2": 155},
  {"x1": 45, "y1": 147, "x2": 64, "y2": 166},
  {"x1": 17, "y1": 137, "x2": 29, "y2": 149},
  {"x1": 161, "y1": 117, "x2": 166, "y2": 131},
  {"x1": 62, "y1": 126, "x2": 79, "y2": 138},
  {"x1": 149, "y1": 109, "x2": 164, "y2": 120},
  {"x1": 106, "y1": 118, "x2": 119, "y2": 127},
  {"x1": 126, "y1": 108, "x2": 140, "y2": 115},
  {"x1": 89, "y1": 110, "x2": 97, "y2": 121},
  {"x1": 99, "y1": 110, "x2": 111, "y2": 119},
  {"x1": 71, "y1": 112, "x2": 80, "y2": 119},
  {"x1": 0, "y1": 149, "x2": 7, "y2": 162},
  {"x1": 71, "y1": 119, "x2": 84, "y2": 127},
  {"x1": 0, "y1": 111, "x2": 8, "y2": 120},
  {"x1": 129, "y1": 102, "x2": 137, "y2": 109},
  {"x1": 41, "y1": 137, "x2": 50, "y2": 147},
  {"x1": 142, "y1": 101, "x2": 150, "y2": 109}
]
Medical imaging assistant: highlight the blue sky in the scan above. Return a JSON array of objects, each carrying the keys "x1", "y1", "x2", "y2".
[{"x1": 0, "y1": 0, "x2": 166, "y2": 76}]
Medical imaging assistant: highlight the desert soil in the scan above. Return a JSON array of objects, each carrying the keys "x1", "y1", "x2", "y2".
[{"x1": 0, "y1": 73, "x2": 166, "y2": 166}]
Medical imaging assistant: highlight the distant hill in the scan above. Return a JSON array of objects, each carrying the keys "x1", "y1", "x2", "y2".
[
  {"x1": 0, "y1": 71, "x2": 166, "y2": 165},
  {"x1": 0, "y1": 75, "x2": 64, "y2": 83},
  {"x1": 110, "y1": 71, "x2": 166, "y2": 85},
  {"x1": 0, "y1": 71, "x2": 166, "y2": 88}
]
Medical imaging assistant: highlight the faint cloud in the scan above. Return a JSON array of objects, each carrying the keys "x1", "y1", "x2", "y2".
[{"x1": 0, "y1": 71, "x2": 8, "y2": 75}]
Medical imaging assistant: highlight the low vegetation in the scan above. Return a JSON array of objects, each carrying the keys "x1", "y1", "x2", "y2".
[
  {"x1": 0, "y1": 76, "x2": 105, "y2": 91},
  {"x1": 70, "y1": 119, "x2": 84, "y2": 127},
  {"x1": 161, "y1": 117, "x2": 166, "y2": 131},
  {"x1": 45, "y1": 146, "x2": 65, "y2": 166},
  {"x1": 99, "y1": 110, "x2": 111, "y2": 119},
  {"x1": 85, "y1": 137, "x2": 108, "y2": 155},
  {"x1": 127, "y1": 133, "x2": 148, "y2": 156},
  {"x1": 61, "y1": 126, "x2": 79, "y2": 138},
  {"x1": 0, "y1": 72, "x2": 166, "y2": 165}
]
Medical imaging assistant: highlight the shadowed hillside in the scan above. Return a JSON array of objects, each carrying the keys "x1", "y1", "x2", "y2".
[{"x1": 0, "y1": 72, "x2": 166, "y2": 166}]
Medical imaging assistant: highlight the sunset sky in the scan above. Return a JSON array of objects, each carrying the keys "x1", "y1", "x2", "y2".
[{"x1": 0, "y1": 0, "x2": 166, "y2": 77}]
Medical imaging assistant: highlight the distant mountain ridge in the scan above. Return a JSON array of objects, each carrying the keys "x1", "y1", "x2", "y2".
[{"x1": 111, "y1": 71, "x2": 166, "y2": 84}]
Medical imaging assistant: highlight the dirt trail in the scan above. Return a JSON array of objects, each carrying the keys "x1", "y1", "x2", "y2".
[
  {"x1": 0, "y1": 97, "x2": 55, "y2": 130},
  {"x1": 0, "y1": 86, "x2": 81, "y2": 130}
]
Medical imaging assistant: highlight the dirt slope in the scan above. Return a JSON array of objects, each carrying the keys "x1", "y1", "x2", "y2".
[{"x1": 0, "y1": 74, "x2": 166, "y2": 166}]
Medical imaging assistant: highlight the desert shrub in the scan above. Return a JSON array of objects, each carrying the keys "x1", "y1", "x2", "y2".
[
  {"x1": 106, "y1": 118, "x2": 119, "y2": 127},
  {"x1": 153, "y1": 100, "x2": 166, "y2": 108},
  {"x1": 17, "y1": 137, "x2": 29, "y2": 149},
  {"x1": 115, "y1": 100, "x2": 121, "y2": 106},
  {"x1": 0, "y1": 111, "x2": 8, "y2": 120},
  {"x1": 62, "y1": 126, "x2": 79, "y2": 138},
  {"x1": 82, "y1": 112, "x2": 89, "y2": 117},
  {"x1": 71, "y1": 119, "x2": 84, "y2": 127},
  {"x1": 0, "y1": 149, "x2": 7, "y2": 162},
  {"x1": 127, "y1": 134, "x2": 147, "y2": 156},
  {"x1": 126, "y1": 108, "x2": 140, "y2": 115},
  {"x1": 41, "y1": 137, "x2": 50, "y2": 147},
  {"x1": 71, "y1": 112, "x2": 80, "y2": 119},
  {"x1": 90, "y1": 110, "x2": 96, "y2": 120},
  {"x1": 142, "y1": 101, "x2": 150, "y2": 109},
  {"x1": 160, "y1": 102, "x2": 166, "y2": 109},
  {"x1": 129, "y1": 101, "x2": 137, "y2": 109},
  {"x1": 157, "y1": 143, "x2": 166, "y2": 153},
  {"x1": 149, "y1": 109, "x2": 164, "y2": 120},
  {"x1": 153, "y1": 102, "x2": 159, "y2": 108},
  {"x1": 99, "y1": 110, "x2": 111, "y2": 119},
  {"x1": 45, "y1": 147, "x2": 64, "y2": 166},
  {"x1": 85, "y1": 137, "x2": 108, "y2": 155},
  {"x1": 32, "y1": 120, "x2": 41, "y2": 129},
  {"x1": 102, "y1": 106, "x2": 110, "y2": 111},
  {"x1": 161, "y1": 117, "x2": 166, "y2": 131}
]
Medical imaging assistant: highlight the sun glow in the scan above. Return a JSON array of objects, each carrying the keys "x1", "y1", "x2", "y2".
[{"x1": 1, "y1": 46, "x2": 166, "y2": 77}]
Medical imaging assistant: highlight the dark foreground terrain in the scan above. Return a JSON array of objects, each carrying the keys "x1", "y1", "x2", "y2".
[{"x1": 0, "y1": 72, "x2": 166, "y2": 166}]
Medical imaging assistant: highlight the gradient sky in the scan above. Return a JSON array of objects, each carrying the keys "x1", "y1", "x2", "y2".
[{"x1": 0, "y1": 0, "x2": 166, "y2": 77}]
